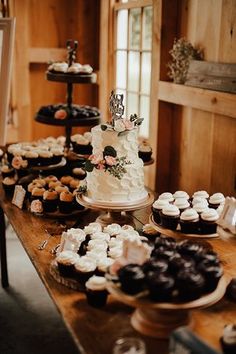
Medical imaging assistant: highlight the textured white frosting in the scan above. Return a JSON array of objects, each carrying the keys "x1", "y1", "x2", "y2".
[
  {"x1": 108, "y1": 247, "x2": 123, "y2": 259},
  {"x1": 173, "y1": 198, "x2": 190, "y2": 209},
  {"x1": 162, "y1": 204, "x2": 180, "y2": 216},
  {"x1": 158, "y1": 192, "x2": 174, "y2": 203},
  {"x1": 90, "y1": 231, "x2": 110, "y2": 242},
  {"x1": 85, "y1": 275, "x2": 107, "y2": 291},
  {"x1": 56, "y1": 251, "x2": 78, "y2": 266},
  {"x1": 173, "y1": 191, "x2": 189, "y2": 199},
  {"x1": 193, "y1": 202, "x2": 209, "y2": 214},
  {"x1": 153, "y1": 199, "x2": 169, "y2": 209},
  {"x1": 192, "y1": 197, "x2": 209, "y2": 206},
  {"x1": 192, "y1": 190, "x2": 209, "y2": 199},
  {"x1": 97, "y1": 257, "x2": 114, "y2": 272},
  {"x1": 83, "y1": 222, "x2": 102, "y2": 235},
  {"x1": 87, "y1": 240, "x2": 108, "y2": 251},
  {"x1": 86, "y1": 125, "x2": 148, "y2": 203},
  {"x1": 180, "y1": 209, "x2": 199, "y2": 221},
  {"x1": 209, "y1": 193, "x2": 225, "y2": 205},
  {"x1": 201, "y1": 208, "x2": 219, "y2": 222},
  {"x1": 103, "y1": 223, "x2": 122, "y2": 236},
  {"x1": 74, "y1": 256, "x2": 97, "y2": 272}
]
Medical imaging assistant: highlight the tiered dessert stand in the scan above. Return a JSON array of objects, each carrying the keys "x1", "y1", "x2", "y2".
[{"x1": 35, "y1": 40, "x2": 100, "y2": 149}]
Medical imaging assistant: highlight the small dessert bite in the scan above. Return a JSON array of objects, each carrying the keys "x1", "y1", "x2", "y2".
[
  {"x1": 2, "y1": 177, "x2": 17, "y2": 196},
  {"x1": 56, "y1": 250, "x2": 79, "y2": 278},
  {"x1": 74, "y1": 256, "x2": 97, "y2": 284},
  {"x1": 152, "y1": 199, "x2": 170, "y2": 224},
  {"x1": 179, "y1": 208, "x2": 200, "y2": 234},
  {"x1": 85, "y1": 276, "x2": 108, "y2": 308},
  {"x1": 174, "y1": 198, "x2": 190, "y2": 214},
  {"x1": 146, "y1": 271, "x2": 175, "y2": 302},
  {"x1": 59, "y1": 190, "x2": 74, "y2": 214},
  {"x1": 72, "y1": 167, "x2": 87, "y2": 180},
  {"x1": 160, "y1": 204, "x2": 180, "y2": 230},
  {"x1": 200, "y1": 208, "x2": 219, "y2": 234},
  {"x1": 31, "y1": 186, "x2": 46, "y2": 202},
  {"x1": 42, "y1": 189, "x2": 58, "y2": 212},
  {"x1": 208, "y1": 192, "x2": 225, "y2": 209},
  {"x1": 118, "y1": 264, "x2": 146, "y2": 295},
  {"x1": 138, "y1": 142, "x2": 152, "y2": 162},
  {"x1": 141, "y1": 223, "x2": 159, "y2": 242},
  {"x1": 1, "y1": 165, "x2": 15, "y2": 178},
  {"x1": 176, "y1": 269, "x2": 205, "y2": 301}
]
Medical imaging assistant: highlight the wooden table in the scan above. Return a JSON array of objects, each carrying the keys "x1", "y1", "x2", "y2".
[{"x1": 1, "y1": 188, "x2": 236, "y2": 354}]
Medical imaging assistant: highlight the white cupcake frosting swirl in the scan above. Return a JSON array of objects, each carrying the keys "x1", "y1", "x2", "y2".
[
  {"x1": 180, "y1": 208, "x2": 199, "y2": 221},
  {"x1": 173, "y1": 191, "x2": 189, "y2": 199},
  {"x1": 162, "y1": 204, "x2": 180, "y2": 217},
  {"x1": 74, "y1": 256, "x2": 97, "y2": 272},
  {"x1": 122, "y1": 224, "x2": 135, "y2": 231},
  {"x1": 192, "y1": 197, "x2": 209, "y2": 206},
  {"x1": 97, "y1": 257, "x2": 114, "y2": 272},
  {"x1": 108, "y1": 238, "x2": 123, "y2": 248},
  {"x1": 209, "y1": 193, "x2": 225, "y2": 205},
  {"x1": 103, "y1": 223, "x2": 122, "y2": 236},
  {"x1": 222, "y1": 324, "x2": 236, "y2": 345},
  {"x1": 153, "y1": 199, "x2": 169, "y2": 209},
  {"x1": 173, "y1": 198, "x2": 190, "y2": 209},
  {"x1": 56, "y1": 251, "x2": 78, "y2": 265},
  {"x1": 87, "y1": 239, "x2": 107, "y2": 251},
  {"x1": 85, "y1": 275, "x2": 107, "y2": 291},
  {"x1": 65, "y1": 228, "x2": 86, "y2": 243},
  {"x1": 201, "y1": 208, "x2": 219, "y2": 222},
  {"x1": 90, "y1": 231, "x2": 110, "y2": 242},
  {"x1": 193, "y1": 202, "x2": 209, "y2": 214},
  {"x1": 83, "y1": 222, "x2": 102, "y2": 235},
  {"x1": 108, "y1": 247, "x2": 123, "y2": 259},
  {"x1": 192, "y1": 190, "x2": 209, "y2": 199},
  {"x1": 158, "y1": 192, "x2": 174, "y2": 202}
]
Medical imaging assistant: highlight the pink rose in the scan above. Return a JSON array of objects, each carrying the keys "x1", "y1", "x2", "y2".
[
  {"x1": 123, "y1": 118, "x2": 134, "y2": 130},
  {"x1": 30, "y1": 199, "x2": 43, "y2": 214},
  {"x1": 97, "y1": 163, "x2": 105, "y2": 170},
  {"x1": 12, "y1": 156, "x2": 24, "y2": 170},
  {"x1": 105, "y1": 155, "x2": 117, "y2": 166},
  {"x1": 114, "y1": 119, "x2": 126, "y2": 132},
  {"x1": 89, "y1": 153, "x2": 103, "y2": 165},
  {"x1": 54, "y1": 109, "x2": 67, "y2": 120}
]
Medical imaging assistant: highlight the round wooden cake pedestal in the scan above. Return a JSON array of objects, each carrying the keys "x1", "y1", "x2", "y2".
[
  {"x1": 107, "y1": 276, "x2": 227, "y2": 339},
  {"x1": 76, "y1": 191, "x2": 154, "y2": 227}
]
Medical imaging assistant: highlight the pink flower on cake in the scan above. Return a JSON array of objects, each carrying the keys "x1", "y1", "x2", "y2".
[
  {"x1": 123, "y1": 118, "x2": 134, "y2": 130},
  {"x1": 30, "y1": 199, "x2": 43, "y2": 214},
  {"x1": 114, "y1": 119, "x2": 126, "y2": 132},
  {"x1": 97, "y1": 163, "x2": 105, "y2": 170},
  {"x1": 105, "y1": 156, "x2": 117, "y2": 166},
  {"x1": 12, "y1": 156, "x2": 27, "y2": 169},
  {"x1": 89, "y1": 153, "x2": 103, "y2": 165},
  {"x1": 54, "y1": 109, "x2": 67, "y2": 120}
]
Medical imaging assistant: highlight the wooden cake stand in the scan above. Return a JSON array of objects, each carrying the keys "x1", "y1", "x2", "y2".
[
  {"x1": 107, "y1": 276, "x2": 227, "y2": 339},
  {"x1": 76, "y1": 192, "x2": 154, "y2": 227}
]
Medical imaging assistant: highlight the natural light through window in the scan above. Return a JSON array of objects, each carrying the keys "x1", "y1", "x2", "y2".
[{"x1": 115, "y1": 2, "x2": 152, "y2": 138}]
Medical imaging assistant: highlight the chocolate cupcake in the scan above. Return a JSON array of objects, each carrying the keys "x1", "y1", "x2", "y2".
[
  {"x1": 142, "y1": 258, "x2": 169, "y2": 274},
  {"x1": 141, "y1": 224, "x2": 159, "y2": 242},
  {"x1": 160, "y1": 204, "x2": 180, "y2": 230},
  {"x1": 71, "y1": 134, "x2": 92, "y2": 155},
  {"x1": 59, "y1": 190, "x2": 74, "y2": 214},
  {"x1": 42, "y1": 189, "x2": 58, "y2": 212},
  {"x1": 118, "y1": 264, "x2": 146, "y2": 295},
  {"x1": 2, "y1": 177, "x2": 17, "y2": 197},
  {"x1": 200, "y1": 208, "x2": 219, "y2": 234},
  {"x1": 177, "y1": 240, "x2": 203, "y2": 257},
  {"x1": 191, "y1": 197, "x2": 209, "y2": 207},
  {"x1": 173, "y1": 198, "x2": 190, "y2": 214},
  {"x1": 152, "y1": 199, "x2": 169, "y2": 224},
  {"x1": 69, "y1": 178, "x2": 81, "y2": 191},
  {"x1": 72, "y1": 167, "x2": 87, "y2": 180},
  {"x1": 138, "y1": 143, "x2": 152, "y2": 162},
  {"x1": 27, "y1": 182, "x2": 42, "y2": 199},
  {"x1": 56, "y1": 251, "x2": 79, "y2": 278},
  {"x1": 146, "y1": 271, "x2": 175, "y2": 302},
  {"x1": 1, "y1": 165, "x2": 15, "y2": 178},
  {"x1": 179, "y1": 208, "x2": 200, "y2": 234},
  {"x1": 198, "y1": 262, "x2": 223, "y2": 292},
  {"x1": 50, "y1": 147, "x2": 64, "y2": 165},
  {"x1": 209, "y1": 193, "x2": 225, "y2": 209},
  {"x1": 96, "y1": 257, "x2": 114, "y2": 276},
  {"x1": 176, "y1": 269, "x2": 205, "y2": 301},
  {"x1": 74, "y1": 256, "x2": 97, "y2": 284},
  {"x1": 38, "y1": 150, "x2": 53, "y2": 166},
  {"x1": 85, "y1": 276, "x2": 108, "y2": 308},
  {"x1": 168, "y1": 254, "x2": 195, "y2": 275},
  {"x1": 220, "y1": 324, "x2": 236, "y2": 354},
  {"x1": 192, "y1": 202, "x2": 209, "y2": 216},
  {"x1": 24, "y1": 150, "x2": 39, "y2": 166},
  {"x1": 31, "y1": 186, "x2": 46, "y2": 202}
]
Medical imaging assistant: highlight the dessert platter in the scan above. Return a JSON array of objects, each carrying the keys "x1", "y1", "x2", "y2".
[
  {"x1": 106, "y1": 235, "x2": 227, "y2": 338},
  {"x1": 149, "y1": 190, "x2": 227, "y2": 239},
  {"x1": 75, "y1": 90, "x2": 154, "y2": 225},
  {"x1": 34, "y1": 40, "x2": 100, "y2": 148}
]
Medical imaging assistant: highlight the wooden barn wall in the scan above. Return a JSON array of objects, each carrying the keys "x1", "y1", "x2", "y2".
[
  {"x1": 158, "y1": 0, "x2": 236, "y2": 197},
  {"x1": 9, "y1": 0, "x2": 100, "y2": 142}
]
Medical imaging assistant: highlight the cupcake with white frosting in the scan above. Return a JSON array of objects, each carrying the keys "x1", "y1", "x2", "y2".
[
  {"x1": 103, "y1": 223, "x2": 122, "y2": 236},
  {"x1": 152, "y1": 199, "x2": 169, "y2": 224},
  {"x1": 74, "y1": 256, "x2": 97, "y2": 283},
  {"x1": 138, "y1": 143, "x2": 152, "y2": 162},
  {"x1": 2, "y1": 177, "x2": 17, "y2": 196},
  {"x1": 56, "y1": 250, "x2": 79, "y2": 278},
  {"x1": 24, "y1": 150, "x2": 39, "y2": 166},
  {"x1": 96, "y1": 257, "x2": 114, "y2": 276},
  {"x1": 173, "y1": 190, "x2": 190, "y2": 200},
  {"x1": 90, "y1": 231, "x2": 110, "y2": 243},
  {"x1": 85, "y1": 275, "x2": 108, "y2": 308},
  {"x1": 173, "y1": 198, "x2": 190, "y2": 214},
  {"x1": 158, "y1": 192, "x2": 174, "y2": 203},
  {"x1": 160, "y1": 204, "x2": 180, "y2": 230},
  {"x1": 200, "y1": 208, "x2": 219, "y2": 234},
  {"x1": 209, "y1": 193, "x2": 225, "y2": 209},
  {"x1": 192, "y1": 190, "x2": 209, "y2": 200},
  {"x1": 220, "y1": 324, "x2": 236, "y2": 354},
  {"x1": 192, "y1": 196, "x2": 209, "y2": 206},
  {"x1": 179, "y1": 208, "x2": 200, "y2": 234},
  {"x1": 71, "y1": 134, "x2": 92, "y2": 155},
  {"x1": 84, "y1": 222, "x2": 102, "y2": 238},
  {"x1": 193, "y1": 202, "x2": 209, "y2": 215}
]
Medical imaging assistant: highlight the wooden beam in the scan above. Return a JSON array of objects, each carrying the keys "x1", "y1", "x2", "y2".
[
  {"x1": 29, "y1": 47, "x2": 67, "y2": 63},
  {"x1": 158, "y1": 81, "x2": 236, "y2": 119}
]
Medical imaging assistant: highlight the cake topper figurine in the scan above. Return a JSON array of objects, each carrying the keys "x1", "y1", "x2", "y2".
[
  {"x1": 109, "y1": 90, "x2": 125, "y2": 123},
  {"x1": 66, "y1": 39, "x2": 78, "y2": 66},
  {"x1": 101, "y1": 90, "x2": 144, "y2": 134}
]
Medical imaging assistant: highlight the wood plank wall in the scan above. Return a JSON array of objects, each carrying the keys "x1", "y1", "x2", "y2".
[
  {"x1": 8, "y1": 0, "x2": 100, "y2": 142},
  {"x1": 157, "y1": 0, "x2": 236, "y2": 197}
]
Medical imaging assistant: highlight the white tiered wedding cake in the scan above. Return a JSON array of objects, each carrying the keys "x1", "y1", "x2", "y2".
[{"x1": 85, "y1": 91, "x2": 148, "y2": 205}]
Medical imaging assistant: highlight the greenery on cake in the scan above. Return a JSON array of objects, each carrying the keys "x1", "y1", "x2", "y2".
[{"x1": 85, "y1": 146, "x2": 131, "y2": 180}]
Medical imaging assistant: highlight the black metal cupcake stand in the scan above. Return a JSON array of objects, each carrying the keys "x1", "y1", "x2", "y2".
[{"x1": 34, "y1": 40, "x2": 100, "y2": 149}]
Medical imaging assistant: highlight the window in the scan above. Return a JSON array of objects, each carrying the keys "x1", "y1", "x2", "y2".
[{"x1": 114, "y1": 1, "x2": 152, "y2": 138}]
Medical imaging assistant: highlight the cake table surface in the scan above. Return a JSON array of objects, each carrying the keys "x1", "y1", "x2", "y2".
[{"x1": 0, "y1": 185, "x2": 236, "y2": 354}]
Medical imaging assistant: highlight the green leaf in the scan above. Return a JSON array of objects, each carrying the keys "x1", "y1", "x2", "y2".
[
  {"x1": 101, "y1": 124, "x2": 108, "y2": 131},
  {"x1": 85, "y1": 160, "x2": 94, "y2": 172},
  {"x1": 103, "y1": 146, "x2": 117, "y2": 157},
  {"x1": 135, "y1": 118, "x2": 144, "y2": 126}
]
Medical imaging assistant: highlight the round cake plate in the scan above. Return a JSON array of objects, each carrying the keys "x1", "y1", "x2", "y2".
[
  {"x1": 50, "y1": 260, "x2": 85, "y2": 291},
  {"x1": 149, "y1": 214, "x2": 219, "y2": 239},
  {"x1": 76, "y1": 191, "x2": 155, "y2": 227},
  {"x1": 106, "y1": 276, "x2": 227, "y2": 338},
  {"x1": 28, "y1": 157, "x2": 67, "y2": 172},
  {"x1": 32, "y1": 207, "x2": 88, "y2": 219},
  {"x1": 46, "y1": 71, "x2": 97, "y2": 84}
]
